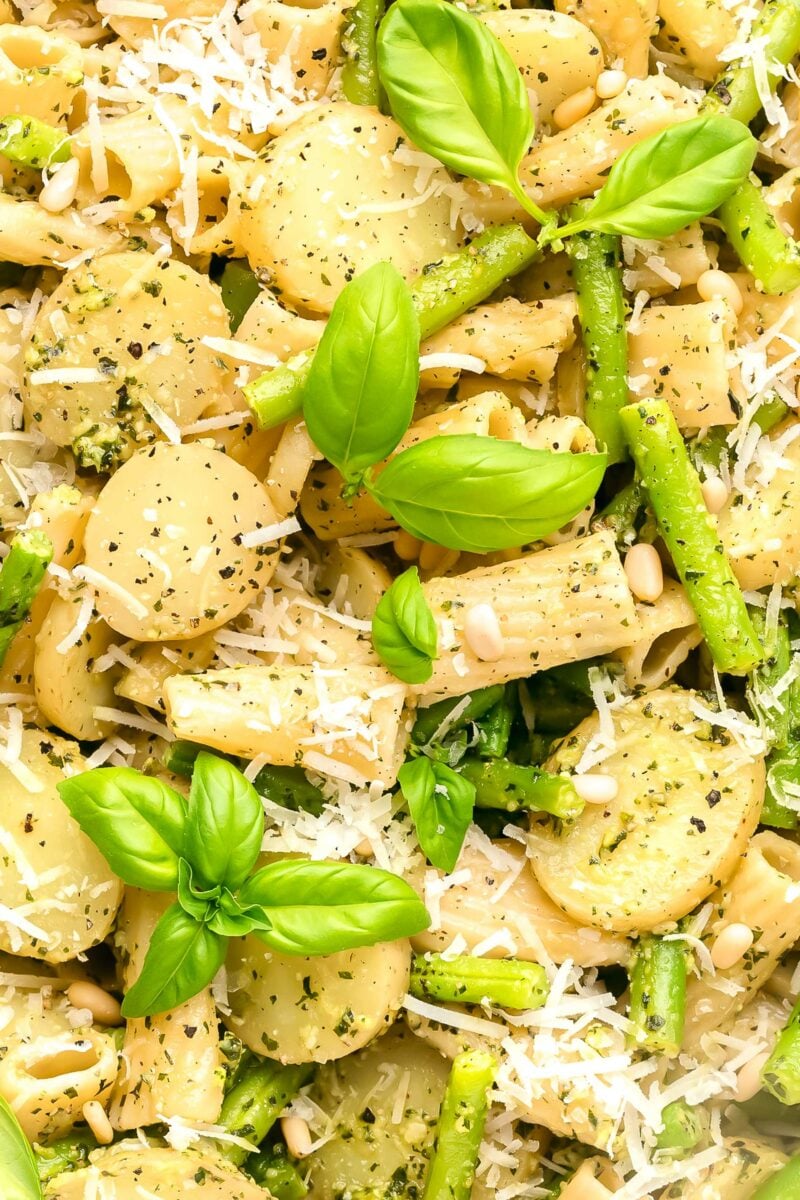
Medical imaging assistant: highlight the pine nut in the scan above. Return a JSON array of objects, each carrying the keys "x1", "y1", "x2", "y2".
[
  {"x1": 595, "y1": 69, "x2": 628, "y2": 100},
  {"x1": 696, "y1": 269, "x2": 744, "y2": 315},
  {"x1": 711, "y1": 922, "x2": 754, "y2": 970},
  {"x1": 552, "y1": 86, "x2": 596, "y2": 130},
  {"x1": 38, "y1": 156, "x2": 79, "y2": 214},
  {"x1": 82, "y1": 1100, "x2": 114, "y2": 1145},
  {"x1": 66, "y1": 980, "x2": 123, "y2": 1026},
  {"x1": 463, "y1": 603, "x2": 505, "y2": 662},
  {"x1": 394, "y1": 530, "x2": 421, "y2": 561},
  {"x1": 733, "y1": 1051, "x2": 771, "y2": 1103},
  {"x1": 573, "y1": 773, "x2": 619, "y2": 804},
  {"x1": 281, "y1": 1115, "x2": 313, "y2": 1158},
  {"x1": 701, "y1": 475, "x2": 729, "y2": 514},
  {"x1": 624, "y1": 542, "x2": 664, "y2": 603}
]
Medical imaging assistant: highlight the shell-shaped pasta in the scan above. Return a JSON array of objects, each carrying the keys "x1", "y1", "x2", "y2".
[
  {"x1": 0, "y1": 998, "x2": 118, "y2": 1141},
  {"x1": 22, "y1": 252, "x2": 233, "y2": 470},
  {"x1": 656, "y1": 0, "x2": 740, "y2": 81},
  {"x1": 0, "y1": 25, "x2": 83, "y2": 124},
  {"x1": 115, "y1": 633, "x2": 218, "y2": 714},
  {"x1": 527, "y1": 688, "x2": 765, "y2": 933},
  {"x1": 82, "y1": 442, "x2": 280, "y2": 641},
  {"x1": 0, "y1": 193, "x2": 120, "y2": 269},
  {"x1": 247, "y1": 0, "x2": 348, "y2": 98},
  {"x1": 306, "y1": 1028, "x2": 448, "y2": 1198},
  {"x1": 45, "y1": 1143, "x2": 266, "y2": 1199},
  {"x1": 165, "y1": 156, "x2": 249, "y2": 257},
  {"x1": 226, "y1": 935, "x2": 411, "y2": 1064},
  {"x1": 239, "y1": 102, "x2": 461, "y2": 314},
  {"x1": 0, "y1": 728, "x2": 123, "y2": 961},
  {"x1": 660, "y1": 1138, "x2": 787, "y2": 1199},
  {"x1": 34, "y1": 595, "x2": 121, "y2": 740}
]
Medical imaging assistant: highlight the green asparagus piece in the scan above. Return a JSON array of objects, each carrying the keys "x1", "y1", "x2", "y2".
[
  {"x1": 620, "y1": 399, "x2": 763, "y2": 674},
  {"x1": 247, "y1": 1144, "x2": 309, "y2": 1200},
  {"x1": 410, "y1": 953, "x2": 548, "y2": 1010},
  {"x1": 342, "y1": 0, "x2": 386, "y2": 107},
  {"x1": 250, "y1": 763, "x2": 325, "y2": 815},
  {"x1": 703, "y1": 0, "x2": 800, "y2": 125},
  {"x1": 763, "y1": 743, "x2": 800, "y2": 829},
  {"x1": 748, "y1": 609, "x2": 792, "y2": 749},
  {"x1": 35, "y1": 1130, "x2": 97, "y2": 1182},
  {"x1": 627, "y1": 934, "x2": 687, "y2": 1056},
  {"x1": 567, "y1": 222, "x2": 628, "y2": 464},
  {"x1": 654, "y1": 1100, "x2": 707, "y2": 1158},
  {"x1": 718, "y1": 178, "x2": 800, "y2": 296},
  {"x1": 692, "y1": 397, "x2": 789, "y2": 474},
  {"x1": 244, "y1": 223, "x2": 538, "y2": 429},
  {"x1": 423, "y1": 1050, "x2": 496, "y2": 1200},
  {"x1": 0, "y1": 528, "x2": 53, "y2": 666},
  {"x1": 163, "y1": 738, "x2": 206, "y2": 777},
  {"x1": 762, "y1": 994, "x2": 800, "y2": 1105},
  {"x1": 219, "y1": 259, "x2": 261, "y2": 333},
  {"x1": 217, "y1": 1054, "x2": 314, "y2": 1167},
  {"x1": 751, "y1": 1155, "x2": 800, "y2": 1199},
  {"x1": 592, "y1": 479, "x2": 646, "y2": 548},
  {"x1": 0, "y1": 114, "x2": 71, "y2": 169},
  {"x1": 412, "y1": 685, "x2": 506, "y2": 748},
  {"x1": 475, "y1": 691, "x2": 514, "y2": 759},
  {"x1": 457, "y1": 757, "x2": 584, "y2": 821}
]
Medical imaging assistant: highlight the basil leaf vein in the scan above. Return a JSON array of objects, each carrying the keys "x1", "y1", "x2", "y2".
[
  {"x1": 372, "y1": 566, "x2": 438, "y2": 683},
  {"x1": 184, "y1": 752, "x2": 264, "y2": 890},
  {"x1": 398, "y1": 756, "x2": 475, "y2": 873}
]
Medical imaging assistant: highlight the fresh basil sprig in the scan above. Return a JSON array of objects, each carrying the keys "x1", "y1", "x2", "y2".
[
  {"x1": 372, "y1": 566, "x2": 438, "y2": 683},
  {"x1": 366, "y1": 434, "x2": 607, "y2": 552},
  {"x1": 548, "y1": 115, "x2": 757, "y2": 243},
  {"x1": 398, "y1": 756, "x2": 476, "y2": 872},
  {"x1": 303, "y1": 262, "x2": 419, "y2": 487},
  {"x1": 58, "y1": 753, "x2": 430, "y2": 1017},
  {"x1": 0, "y1": 1096, "x2": 41, "y2": 1200}
]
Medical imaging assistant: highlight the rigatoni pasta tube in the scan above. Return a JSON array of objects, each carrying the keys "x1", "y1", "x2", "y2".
[
  {"x1": 164, "y1": 662, "x2": 408, "y2": 786},
  {"x1": 0, "y1": 193, "x2": 120, "y2": 268},
  {"x1": 661, "y1": 1138, "x2": 787, "y2": 1199},
  {"x1": 615, "y1": 578, "x2": 703, "y2": 690},
  {"x1": 109, "y1": 889, "x2": 223, "y2": 1130},
  {"x1": 413, "y1": 529, "x2": 639, "y2": 700},
  {"x1": 683, "y1": 832, "x2": 800, "y2": 1050},
  {"x1": 621, "y1": 224, "x2": 712, "y2": 296}
]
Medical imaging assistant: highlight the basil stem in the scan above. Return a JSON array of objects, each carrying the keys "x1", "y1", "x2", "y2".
[
  {"x1": 412, "y1": 685, "x2": 506, "y2": 749},
  {"x1": 0, "y1": 113, "x2": 71, "y2": 169},
  {"x1": 654, "y1": 1101, "x2": 707, "y2": 1158},
  {"x1": 410, "y1": 953, "x2": 548, "y2": 1010},
  {"x1": 567, "y1": 213, "x2": 628, "y2": 464},
  {"x1": 217, "y1": 1054, "x2": 314, "y2": 1166},
  {"x1": 422, "y1": 1050, "x2": 496, "y2": 1200},
  {"x1": 704, "y1": 0, "x2": 800, "y2": 124},
  {"x1": 627, "y1": 934, "x2": 687, "y2": 1056},
  {"x1": 342, "y1": 0, "x2": 386, "y2": 107},
  {"x1": 244, "y1": 223, "x2": 538, "y2": 429},
  {"x1": 246, "y1": 1144, "x2": 309, "y2": 1200},
  {"x1": 751, "y1": 1156, "x2": 800, "y2": 1199},
  {"x1": 35, "y1": 1130, "x2": 97, "y2": 1183},
  {"x1": 456, "y1": 757, "x2": 583, "y2": 821},
  {"x1": 619, "y1": 399, "x2": 763, "y2": 675},
  {"x1": 0, "y1": 528, "x2": 53, "y2": 667}
]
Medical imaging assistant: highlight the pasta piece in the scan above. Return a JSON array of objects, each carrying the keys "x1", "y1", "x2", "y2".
[
  {"x1": 226, "y1": 934, "x2": 411, "y2": 1064},
  {"x1": 165, "y1": 662, "x2": 408, "y2": 786},
  {"x1": 763, "y1": 82, "x2": 800, "y2": 168},
  {"x1": 101, "y1": 0, "x2": 220, "y2": 46},
  {"x1": 236, "y1": 288, "x2": 324, "y2": 360},
  {"x1": 0, "y1": 193, "x2": 120, "y2": 268},
  {"x1": 247, "y1": 0, "x2": 349, "y2": 98},
  {"x1": 239, "y1": 102, "x2": 461, "y2": 314},
  {"x1": 683, "y1": 832, "x2": 800, "y2": 1049},
  {"x1": 627, "y1": 299, "x2": 738, "y2": 429},
  {"x1": 620, "y1": 224, "x2": 713, "y2": 296},
  {"x1": 411, "y1": 841, "x2": 630, "y2": 967},
  {"x1": 478, "y1": 9, "x2": 603, "y2": 124},
  {"x1": 22, "y1": 252, "x2": 233, "y2": 468},
  {"x1": 114, "y1": 633, "x2": 218, "y2": 714},
  {"x1": 316, "y1": 545, "x2": 393, "y2": 620},
  {"x1": 264, "y1": 416, "x2": 322, "y2": 520},
  {"x1": 48, "y1": 1143, "x2": 265, "y2": 1199},
  {"x1": 0, "y1": 25, "x2": 83, "y2": 124},
  {"x1": 0, "y1": 728, "x2": 123, "y2": 961},
  {"x1": 418, "y1": 296, "x2": 578, "y2": 391},
  {"x1": 166, "y1": 156, "x2": 249, "y2": 257},
  {"x1": 415, "y1": 529, "x2": 639, "y2": 700},
  {"x1": 661, "y1": 1138, "x2": 787, "y2": 1199},
  {"x1": 527, "y1": 688, "x2": 765, "y2": 933},
  {"x1": 81, "y1": 442, "x2": 280, "y2": 641},
  {"x1": 109, "y1": 889, "x2": 223, "y2": 1128},
  {"x1": 554, "y1": 0, "x2": 657, "y2": 77},
  {"x1": 615, "y1": 578, "x2": 703, "y2": 690},
  {"x1": 656, "y1": 0, "x2": 741, "y2": 81},
  {"x1": 34, "y1": 594, "x2": 121, "y2": 740}
]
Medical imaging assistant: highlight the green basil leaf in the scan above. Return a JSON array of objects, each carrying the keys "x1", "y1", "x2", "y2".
[
  {"x1": 207, "y1": 889, "x2": 273, "y2": 938},
  {"x1": 377, "y1": 0, "x2": 543, "y2": 220},
  {"x1": 0, "y1": 1096, "x2": 40, "y2": 1200},
  {"x1": 560, "y1": 115, "x2": 757, "y2": 241},
  {"x1": 303, "y1": 262, "x2": 419, "y2": 482},
  {"x1": 238, "y1": 860, "x2": 430, "y2": 954},
  {"x1": 367, "y1": 434, "x2": 607, "y2": 552},
  {"x1": 57, "y1": 767, "x2": 187, "y2": 891},
  {"x1": 372, "y1": 566, "x2": 438, "y2": 684},
  {"x1": 184, "y1": 753, "x2": 264, "y2": 890},
  {"x1": 397, "y1": 756, "x2": 475, "y2": 872},
  {"x1": 120, "y1": 903, "x2": 226, "y2": 1018},
  {"x1": 176, "y1": 858, "x2": 219, "y2": 922}
]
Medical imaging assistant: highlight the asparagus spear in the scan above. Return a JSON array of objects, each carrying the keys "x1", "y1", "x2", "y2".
[
  {"x1": 216, "y1": 1053, "x2": 313, "y2": 1167},
  {"x1": 654, "y1": 1100, "x2": 707, "y2": 1158},
  {"x1": 411, "y1": 685, "x2": 505, "y2": 749},
  {"x1": 457, "y1": 757, "x2": 583, "y2": 821},
  {"x1": 422, "y1": 1050, "x2": 496, "y2": 1200},
  {"x1": 703, "y1": 0, "x2": 800, "y2": 124},
  {"x1": 0, "y1": 528, "x2": 53, "y2": 666},
  {"x1": 627, "y1": 934, "x2": 687, "y2": 1056},
  {"x1": 0, "y1": 114, "x2": 71, "y2": 169},
  {"x1": 751, "y1": 1155, "x2": 800, "y2": 1199},
  {"x1": 342, "y1": 0, "x2": 386, "y2": 107},
  {"x1": 35, "y1": 1130, "x2": 97, "y2": 1183},
  {"x1": 247, "y1": 1143, "x2": 309, "y2": 1200},
  {"x1": 762, "y1": 994, "x2": 800, "y2": 1105},
  {"x1": 410, "y1": 953, "x2": 548, "y2": 1010}
]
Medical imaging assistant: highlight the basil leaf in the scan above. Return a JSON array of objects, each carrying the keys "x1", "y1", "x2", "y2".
[
  {"x1": 558, "y1": 115, "x2": 757, "y2": 241},
  {"x1": 398, "y1": 756, "x2": 475, "y2": 872},
  {"x1": 0, "y1": 1096, "x2": 40, "y2": 1200},
  {"x1": 57, "y1": 768, "x2": 187, "y2": 891},
  {"x1": 372, "y1": 566, "x2": 438, "y2": 684},
  {"x1": 184, "y1": 753, "x2": 264, "y2": 890},
  {"x1": 239, "y1": 860, "x2": 430, "y2": 954},
  {"x1": 303, "y1": 262, "x2": 419, "y2": 483},
  {"x1": 121, "y1": 903, "x2": 226, "y2": 1018},
  {"x1": 207, "y1": 889, "x2": 273, "y2": 938},
  {"x1": 367, "y1": 434, "x2": 607, "y2": 552},
  {"x1": 377, "y1": 0, "x2": 544, "y2": 221},
  {"x1": 176, "y1": 858, "x2": 219, "y2": 922}
]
